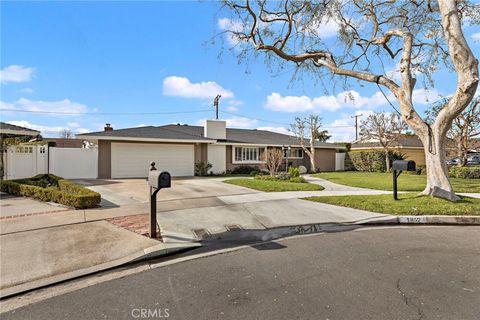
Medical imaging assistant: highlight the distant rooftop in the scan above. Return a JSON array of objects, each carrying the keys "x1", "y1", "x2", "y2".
[
  {"x1": 0, "y1": 122, "x2": 40, "y2": 136},
  {"x1": 78, "y1": 123, "x2": 344, "y2": 148}
]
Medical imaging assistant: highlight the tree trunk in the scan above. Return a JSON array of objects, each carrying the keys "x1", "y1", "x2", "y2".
[
  {"x1": 310, "y1": 147, "x2": 316, "y2": 173},
  {"x1": 385, "y1": 151, "x2": 390, "y2": 172},
  {"x1": 420, "y1": 131, "x2": 460, "y2": 202}
]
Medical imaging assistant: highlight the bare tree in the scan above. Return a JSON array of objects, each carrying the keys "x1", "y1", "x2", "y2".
[
  {"x1": 360, "y1": 112, "x2": 406, "y2": 171},
  {"x1": 290, "y1": 115, "x2": 321, "y2": 172},
  {"x1": 220, "y1": 0, "x2": 479, "y2": 201},
  {"x1": 262, "y1": 148, "x2": 283, "y2": 176},
  {"x1": 59, "y1": 129, "x2": 73, "y2": 139},
  {"x1": 426, "y1": 97, "x2": 480, "y2": 167}
]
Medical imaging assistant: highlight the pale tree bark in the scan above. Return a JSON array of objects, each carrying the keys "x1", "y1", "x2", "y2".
[
  {"x1": 291, "y1": 116, "x2": 321, "y2": 173},
  {"x1": 221, "y1": 0, "x2": 479, "y2": 201}
]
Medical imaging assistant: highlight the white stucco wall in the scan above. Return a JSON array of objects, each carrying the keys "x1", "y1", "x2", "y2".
[{"x1": 208, "y1": 144, "x2": 226, "y2": 174}]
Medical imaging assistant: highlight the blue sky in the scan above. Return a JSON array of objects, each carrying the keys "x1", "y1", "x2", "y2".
[{"x1": 1, "y1": 1, "x2": 479, "y2": 141}]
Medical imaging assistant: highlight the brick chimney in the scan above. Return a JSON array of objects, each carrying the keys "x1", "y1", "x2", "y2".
[{"x1": 104, "y1": 123, "x2": 113, "y2": 131}]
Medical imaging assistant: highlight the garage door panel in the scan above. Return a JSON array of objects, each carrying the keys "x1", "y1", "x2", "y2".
[{"x1": 111, "y1": 143, "x2": 194, "y2": 178}]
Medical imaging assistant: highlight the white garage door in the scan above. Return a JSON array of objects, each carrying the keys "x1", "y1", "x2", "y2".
[{"x1": 111, "y1": 143, "x2": 194, "y2": 178}]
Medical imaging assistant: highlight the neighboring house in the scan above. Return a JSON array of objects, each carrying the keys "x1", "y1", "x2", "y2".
[
  {"x1": 48, "y1": 138, "x2": 85, "y2": 148},
  {"x1": 1, "y1": 122, "x2": 41, "y2": 179},
  {"x1": 350, "y1": 135, "x2": 427, "y2": 165},
  {"x1": 77, "y1": 120, "x2": 346, "y2": 178},
  {"x1": 0, "y1": 122, "x2": 40, "y2": 138}
]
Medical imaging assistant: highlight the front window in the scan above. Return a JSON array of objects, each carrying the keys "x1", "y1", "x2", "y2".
[
  {"x1": 234, "y1": 147, "x2": 265, "y2": 163},
  {"x1": 284, "y1": 148, "x2": 303, "y2": 158}
]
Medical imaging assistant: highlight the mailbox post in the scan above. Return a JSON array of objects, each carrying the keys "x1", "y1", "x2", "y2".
[
  {"x1": 147, "y1": 163, "x2": 171, "y2": 238},
  {"x1": 392, "y1": 160, "x2": 416, "y2": 200}
]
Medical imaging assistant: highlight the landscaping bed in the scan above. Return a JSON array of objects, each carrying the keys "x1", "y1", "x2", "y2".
[
  {"x1": 313, "y1": 172, "x2": 479, "y2": 193},
  {"x1": 0, "y1": 174, "x2": 101, "y2": 209},
  {"x1": 305, "y1": 193, "x2": 480, "y2": 216},
  {"x1": 224, "y1": 176, "x2": 324, "y2": 192}
]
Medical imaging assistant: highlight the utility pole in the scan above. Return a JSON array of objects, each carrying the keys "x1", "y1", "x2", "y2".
[
  {"x1": 351, "y1": 114, "x2": 362, "y2": 140},
  {"x1": 213, "y1": 94, "x2": 221, "y2": 120}
]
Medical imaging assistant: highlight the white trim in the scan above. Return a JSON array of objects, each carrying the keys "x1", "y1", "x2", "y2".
[
  {"x1": 78, "y1": 136, "x2": 216, "y2": 144},
  {"x1": 232, "y1": 145, "x2": 267, "y2": 164}
]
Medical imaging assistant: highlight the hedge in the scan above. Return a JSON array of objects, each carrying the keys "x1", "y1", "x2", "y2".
[
  {"x1": 0, "y1": 174, "x2": 101, "y2": 209},
  {"x1": 449, "y1": 166, "x2": 480, "y2": 179},
  {"x1": 346, "y1": 150, "x2": 405, "y2": 172}
]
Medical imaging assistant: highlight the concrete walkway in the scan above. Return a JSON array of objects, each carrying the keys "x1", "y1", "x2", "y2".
[
  {"x1": 0, "y1": 220, "x2": 199, "y2": 298},
  {"x1": 159, "y1": 198, "x2": 389, "y2": 243}
]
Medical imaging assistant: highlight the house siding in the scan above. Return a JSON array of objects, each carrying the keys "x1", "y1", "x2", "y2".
[
  {"x1": 226, "y1": 145, "x2": 337, "y2": 173},
  {"x1": 98, "y1": 140, "x2": 111, "y2": 179}
]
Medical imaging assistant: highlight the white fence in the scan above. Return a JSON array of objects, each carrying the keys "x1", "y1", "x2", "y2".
[
  {"x1": 335, "y1": 153, "x2": 345, "y2": 171},
  {"x1": 3, "y1": 145, "x2": 98, "y2": 180}
]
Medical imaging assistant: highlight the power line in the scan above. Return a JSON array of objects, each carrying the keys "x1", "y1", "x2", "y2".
[{"x1": 0, "y1": 109, "x2": 212, "y2": 116}]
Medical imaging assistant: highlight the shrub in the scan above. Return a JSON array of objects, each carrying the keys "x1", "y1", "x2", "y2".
[
  {"x1": 288, "y1": 176, "x2": 307, "y2": 183},
  {"x1": 254, "y1": 174, "x2": 307, "y2": 183},
  {"x1": 348, "y1": 150, "x2": 405, "y2": 172},
  {"x1": 449, "y1": 166, "x2": 480, "y2": 179},
  {"x1": 288, "y1": 166, "x2": 300, "y2": 177},
  {"x1": 194, "y1": 161, "x2": 212, "y2": 176},
  {"x1": 231, "y1": 165, "x2": 260, "y2": 175},
  {"x1": 0, "y1": 174, "x2": 101, "y2": 209}
]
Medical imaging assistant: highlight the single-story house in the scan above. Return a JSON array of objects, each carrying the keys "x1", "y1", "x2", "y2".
[
  {"x1": 0, "y1": 122, "x2": 40, "y2": 138},
  {"x1": 77, "y1": 120, "x2": 346, "y2": 178},
  {"x1": 350, "y1": 135, "x2": 427, "y2": 165}
]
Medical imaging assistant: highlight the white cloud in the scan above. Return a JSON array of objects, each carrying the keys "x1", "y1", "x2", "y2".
[
  {"x1": 0, "y1": 65, "x2": 34, "y2": 83},
  {"x1": 0, "y1": 100, "x2": 16, "y2": 110},
  {"x1": 325, "y1": 110, "x2": 373, "y2": 142},
  {"x1": 226, "y1": 99, "x2": 243, "y2": 111},
  {"x1": 225, "y1": 116, "x2": 258, "y2": 128},
  {"x1": 20, "y1": 87, "x2": 34, "y2": 94},
  {"x1": 6, "y1": 98, "x2": 88, "y2": 115},
  {"x1": 411, "y1": 88, "x2": 442, "y2": 105},
  {"x1": 67, "y1": 122, "x2": 80, "y2": 128},
  {"x1": 257, "y1": 126, "x2": 290, "y2": 135},
  {"x1": 304, "y1": 18, "x2": 340, "y2": 39},
  {"x1": 472, "y1": 32, "x2": 480, "y2": 42},
  {"x1": 218, "y1": 18, "x2": 245, "y2": 47},
  {"x1": 197, "y1": 116, "x2": 257, "y2": 129},
  {"x1": 6, "y1": 120, "x2": 89, "y2": 137},
  {"x1": 163, "y1": 76, "x2": 234, "y2": 99},
  {"x1": 264, "y1": 91, "x2": 387, "y2": 113}
]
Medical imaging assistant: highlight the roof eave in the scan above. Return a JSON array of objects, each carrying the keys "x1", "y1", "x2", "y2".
[{"x1": 77, "y1": 135, "x2": 216, "y2": 144}]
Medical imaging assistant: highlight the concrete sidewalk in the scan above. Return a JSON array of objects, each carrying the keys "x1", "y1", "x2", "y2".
[
  {"x1": 159, "y1": 198, "x2": 390, "y2": 242},
  {"x1": 0, "y1": 220, "x2": 200, "y2": 298}
]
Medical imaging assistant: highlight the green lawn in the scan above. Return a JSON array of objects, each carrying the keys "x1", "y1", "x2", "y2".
[
  {"x1": 305, "y1": 193, "x2": 480, "y2": 215},
  {"x1": 224, "y1": 178, "x2": 324, "y2": 192},
  {"x1": 313, "y1": 172, "x2": 480, "y2": 193}
]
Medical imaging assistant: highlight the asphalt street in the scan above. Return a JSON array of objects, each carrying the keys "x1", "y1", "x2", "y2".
[{"x1": 2, "y1": 226, "x2": 479, "y2": 320}]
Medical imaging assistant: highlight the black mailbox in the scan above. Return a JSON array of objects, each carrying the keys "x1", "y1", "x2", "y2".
[
  {"x1": 148, "y1": 171, "x2": 171, "y2": 189},
  {"x1": 147, "y1": 169, "x2": 171, "y2": 239},
  {"x1": 392, "y1": 160, "x2": 416, "y2": 172}
]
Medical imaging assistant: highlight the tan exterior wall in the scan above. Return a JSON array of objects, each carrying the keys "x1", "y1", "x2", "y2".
[
  {"x1": 402, "y1": 149, "x2": 426, "y2": 166},
  {"x1": 98, "y1": 140, "x2": 111, "y2": 179},
  {"x1": 313, "y1": 148, "x2": 336, "y2": 172},
  {"x1": 226, "y1": 145, "x2": 337, "y2": 173},
  {"x1": 194, "y1": 143, "x2": 208, "y2": 163}
]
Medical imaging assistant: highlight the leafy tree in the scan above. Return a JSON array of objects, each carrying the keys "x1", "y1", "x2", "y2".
[
  {"x1": 426, "y1": 97, "x2": 480, "y2": 166},
  {"x1": 220, "y1": 0, "x2": 479, "y2": 201}
]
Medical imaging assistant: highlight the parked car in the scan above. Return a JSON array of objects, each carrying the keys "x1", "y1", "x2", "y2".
[
  {"x1": 446, "y1": 157, "x2": 460, "y2": 166},
  {"x1": 467, "y1": 155, "x2": 480, "y2": 166}
]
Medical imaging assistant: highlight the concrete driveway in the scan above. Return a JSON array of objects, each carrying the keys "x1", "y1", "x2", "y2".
[
  {"x1": 0, "y1": 194, "x2": 69, "y2": 219},
  {"x1": 76, "y1": 177, "x2": 259, "y2": 207}
]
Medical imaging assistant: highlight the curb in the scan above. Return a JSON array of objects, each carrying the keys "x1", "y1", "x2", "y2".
[
  {"x1": 0, "y1": 242, "x2": 201, "y2": 300},
  {"x1": 198, "y1": 215, "x2": 480, "y2": 243}
]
